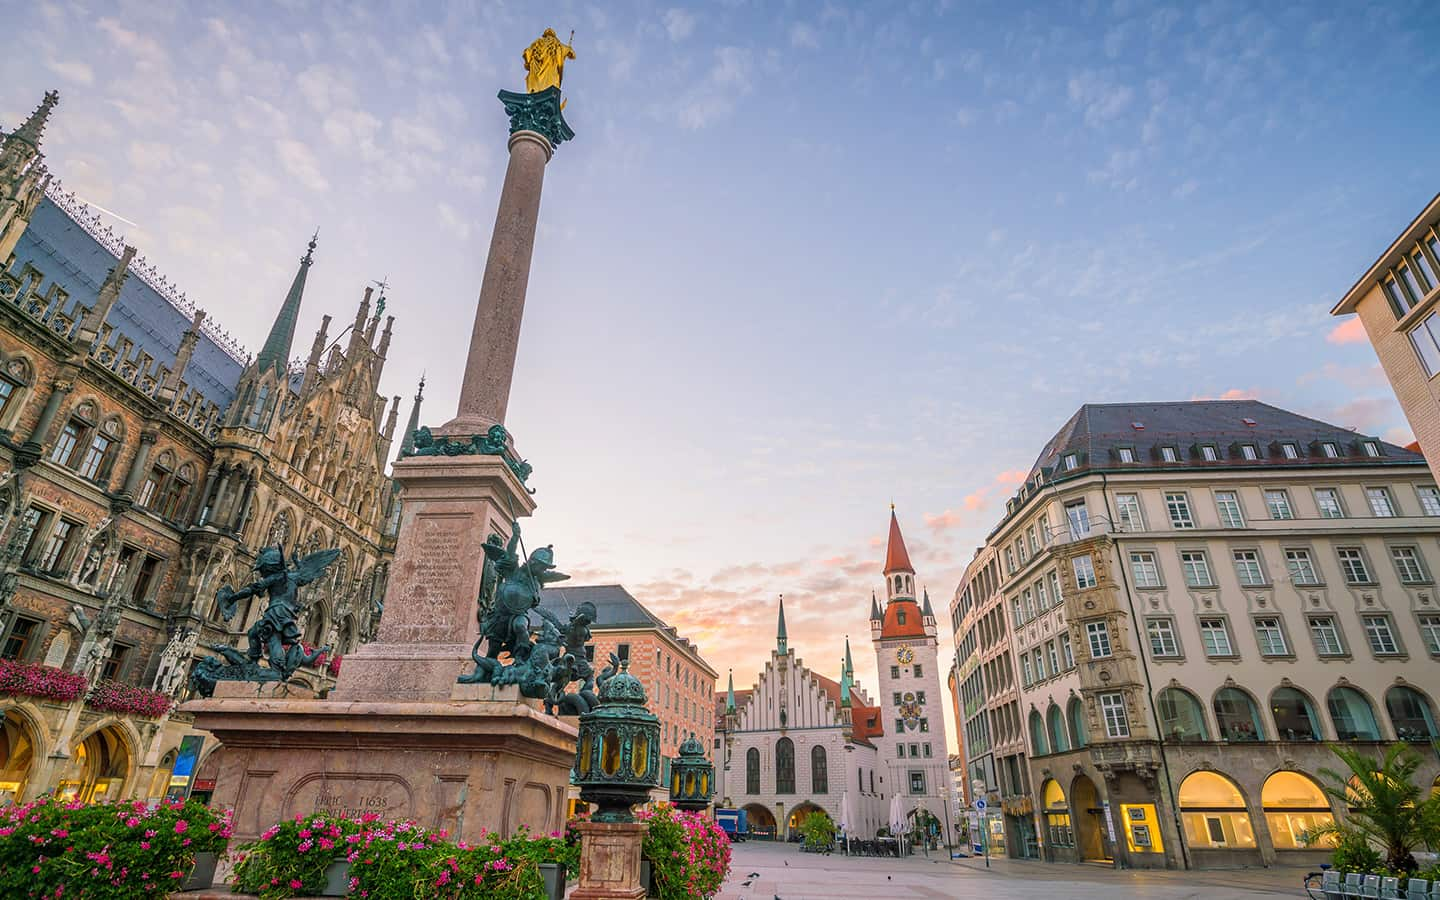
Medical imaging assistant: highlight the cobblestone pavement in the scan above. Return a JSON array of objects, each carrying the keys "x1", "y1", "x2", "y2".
[{"x1": 716, "y1": 841, "x2": 1314, "y2": 900}]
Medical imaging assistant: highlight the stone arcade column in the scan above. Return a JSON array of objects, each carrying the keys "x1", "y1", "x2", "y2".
[{"x1": 186, "y1": 81, "x2": 578, "y2": 849}]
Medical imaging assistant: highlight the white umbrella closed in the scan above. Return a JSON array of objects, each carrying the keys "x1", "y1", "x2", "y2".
[
  {"x1": 888, "y1": 794, "x2": 907, "y2": 856},
  {"x1": 840, "y1": 790, "x2": 855, "y2": 853}
]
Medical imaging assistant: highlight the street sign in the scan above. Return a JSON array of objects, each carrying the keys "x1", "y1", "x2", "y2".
[{"x1": 974, "y1": 798, "x2": 987, "y2": 811}]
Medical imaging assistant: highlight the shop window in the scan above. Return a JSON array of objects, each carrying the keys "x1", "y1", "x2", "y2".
[
  {"x1": 1262, "y1": 771, "x2": 1336, "y2": 850},
  {"x1": 1041, "y1": 779, "x2": 1073, "y2": 847},
  {"x1": 1178, "y1": 771, "x2": 1256, "y2": 849}
]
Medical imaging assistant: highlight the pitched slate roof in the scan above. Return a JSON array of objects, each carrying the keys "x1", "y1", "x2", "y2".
[
  {"x1": 14, "y1": 198, "x2": 243, "y2": 406},
  {"x1": 1027, "y1": 399, "x2": 1421, "y2": 479},
  {"x1": 538, "y1": 584, "x2": 665, "y2": 629}
]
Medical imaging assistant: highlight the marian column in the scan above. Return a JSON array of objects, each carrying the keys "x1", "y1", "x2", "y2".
[{"x1": 332, "y1": 34, "x2": 575, "y2": 703}]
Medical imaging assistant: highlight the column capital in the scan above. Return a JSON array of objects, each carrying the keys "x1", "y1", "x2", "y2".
[
  {"x1": 498, "y1": 87, "x2": 573, "y2": 151},
  {"x1": 138, "y1": 430, "x2": 159, "y2": 446}
]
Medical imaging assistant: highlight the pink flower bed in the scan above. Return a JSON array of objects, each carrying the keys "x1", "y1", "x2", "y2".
[
  {"x1": 0, "y1": 659, "x2": 87, "y2": 702},
  {"x1": 86, "y1": 679, "x2": 174, "y2": 718}
]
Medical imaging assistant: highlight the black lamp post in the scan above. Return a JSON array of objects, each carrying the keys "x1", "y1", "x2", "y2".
[{"x1": 668, "y1": 731, "x2": 714, "y2": 813}]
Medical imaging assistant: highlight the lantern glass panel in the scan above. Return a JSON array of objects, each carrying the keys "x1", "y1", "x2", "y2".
[{"x1": 602, "y1": 729, "x2": 621, "y2": 777}]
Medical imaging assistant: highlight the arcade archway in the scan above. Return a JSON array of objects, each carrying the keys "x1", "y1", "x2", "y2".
[
  {"x1": 786, "y1": 801, "x2": 825, "y2": 833},
  {"x1": 743, "y1": 803, "x2": 777, "y2": 840},
  {"x1": 57, "y1": 725, "x2": 132, "y2": 803},
  {"x1": 0, "y1": 709, "x2": 39, "y2": 804}
]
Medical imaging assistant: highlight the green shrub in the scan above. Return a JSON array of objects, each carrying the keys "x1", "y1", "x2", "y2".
[
  {"x1": 799, "y1": 811, "x2": 836, "y2": 850},
  {"x1": 1330, "y1": 833, "x2": 1385, "y2": 875},
  {"x1": 0, "y1": 795, "x2": 231, "y2": 899}
]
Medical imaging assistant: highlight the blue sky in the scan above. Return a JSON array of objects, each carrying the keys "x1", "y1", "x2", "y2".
[{"x1": 4, "y1": 1, "x2": 1439, "y2": 748}]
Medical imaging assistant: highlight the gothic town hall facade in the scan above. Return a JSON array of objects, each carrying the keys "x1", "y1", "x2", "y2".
[
  {"x1": 715, "y1": 510, "x2": 949, "y2": 840},
  {"x1": 0, "y1": 92, "x2": 407, "y2": 804}
]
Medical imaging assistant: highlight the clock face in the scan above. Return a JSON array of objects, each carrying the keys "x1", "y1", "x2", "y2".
[{"x1": 896, "y1": 646, "x2": 915, "y2": 665}]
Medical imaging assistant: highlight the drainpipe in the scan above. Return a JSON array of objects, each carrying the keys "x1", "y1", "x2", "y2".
[{"x1": 1100, "y1": 471, "x2": 1191, "y2": 871}]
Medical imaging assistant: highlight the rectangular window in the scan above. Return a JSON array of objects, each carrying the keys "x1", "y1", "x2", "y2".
[
  {"x1": 1281, "y1": 442, "x2": 1299, "y2": 459},
  {"x1": 1253, "y1": 617, "x2": 1288, "y2": 656},
  {"x1": 1240, "y1": 444, "x2": 1258, "y2": 460},
  {"x1": 1165, "y1": 492, "x2": 1194, "y2": 529},
  {"x1": 1129, "y1": 551, "x2": 1162, "y2": 588},
  {"x1": 1046, "y1": 640, "x2": 1059, "y2": 675},
  {"x1": 1232, "y1": 550, "x2": 1266, "y2": 586},
  {"x1": 1418, "y1": 486, "x2": 1440, "y2": 516},
  {"x1": 920, "y1": 718, "x2": 929, "y2": 732},
  {"x1": 909, "y1": 771, "x2": 926, "y2": 795},
  {"x1": 1115, "y1": 493, "x2": 1144, "y2": 531},
  {"x1": 1040, "y1": 513, "x2": 1051, "y2": 545},
  {"x1": 1200, "y1": 445, "x2": 1218, "y2": 461},
  {"x1": 1181, "y1": 550, "x2": 1213, "y2": 587},
  {"x1": 1308, "y1": 615, "x2": 1345, "y2": 657},
  {"x1": 1400, "y1": 263, "x2": 1426, "y2": 302},
  {"x1": 1060, "y1": 633, "x2": 1074, "y2": 669},
  {"x1": 49, "y1": 420, "x2": 84, "y2": 467},
  {"x1": 100, "y1": 643, "x2": 132, "y2": 681},
  {"x1": 897, "y1": 744, "x2": 905, "y2": 758},
  {"x1": 1315, "y1": 488, "x2": 1345, "y2": 519},
  {"x1": 0, "y1": 616, "x2": 41, "y2": 661},
  {"x1": 1363, "y1": 441, "x2": 1381, "y2": 458},
  {"x1": 1011, "y1": 598, "x2": 1023, "y2": 627},
  {"x1": 893, "y1": 692, "x2": 902, "y2": 705},
  {"x1": 1264, "y1": 489, "x2": 1294, "y2": 520},
  {"x1": 1020, "y1": 654, "x2": 1032, "y2": 685},
  {"x1": 916, "y1": 691, "x2": 926, "y2": 705},
  {"x1": 1285, "y1": 548, "x2": 1320, "y2": 585},
  {"x1": 923, "y1": 743, "x2": 932, "y2": 758},
  {"x1": 1086, "y1": 622, "x2": 1112, "y2": 658},
  {"x1": 1391, "y1": 546, "x2": 1429, "y2": 584},
  {"x1": 1337, "y1": 548, "x2": 1372, "y2": 584},
  {"x1": 913, "y1": 663, "x2": 921, "y2": 677},
  {"x1": 1035, "y1": 578, "x2": 1049, "y2": 610},
  {"x1": 1416, "y1": 614, "x2": 1440, "y2": 655},
  {"x1": 1063, "y1": 453, "x2": 1078, "y2": 471},
  {"x1": 1160, "y1": 446, "x2": 1178, "y2": 463},
  {"x1": 890, "y1": 665, "x2": 900, "y2": 679},
  {"x1": 1072, "y1": 555, "x2": 1097, "y2": 589},
  {"x1": 1032, "y1": 648, "x2": 1046, "y2": 680},
  {"x1": 1065, "y1": 500, "x2": 1090, "y2": 538},
  {"x1": 1215, "y1": 491, "x2": 1245, "y2": 528},
  {"x1": 37, "y1": 518, "x2": 77, "y2": 572},
  {"x1": 1367, "y1": 487, "x2": 1397, "y2": 517},
  {"x1": 78, "y1": 434, "x2": 112, "y2": 480},
  {"x1": 1117, "y1": 447, "x2": 1135, "y2": 463},
  {"x1": 1027, "y1": 526, "x2": 1039, "y2": 554},
  {"x1": 1017, "y1": 538, "x2": 1028, "y2": 565},
  {"x1": 1421, "y1": 243, "x2": 1440, "y2": 287},
  {"x1": 1100, "y1": 693, "x2": 1130, "y2": 738},
  {"x1": 0, "y1": 377, "x2": 16, "y2": 421},
  {"x1": 1147, "y1": 618, "x2": 1179, "y2": 657},
  {"x1": 1321, "y1": 442, "x2": 1340, "y2": 459},
  {"x1": 1004, "y1": 547, "x2": 1015, "y2": 574},
  {"x1": 1049, "y1": 569, "x2": 1062, "y2": 606},
  {"x1": 616, "y1": 643, "x2": 631, "y2": 662},
  {"x1": 1363, "y1": 615, "x2": 1399, "y2": 655},
  {"x1": 1199, "y1": 618, "x2": 1233, "y2": 657},
  {"x1": 896, "y1": 718, "x2": 905, "y2": 733},
  {"x1": 1409, "y1": 311, "x2": 1440, "y2": 376}
]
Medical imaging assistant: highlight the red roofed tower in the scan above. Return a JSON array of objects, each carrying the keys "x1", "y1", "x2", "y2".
[{"x1": 871, "y1": 506, "x2": 946, "y2": 833}]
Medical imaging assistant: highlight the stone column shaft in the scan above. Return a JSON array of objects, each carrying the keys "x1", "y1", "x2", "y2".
[
  {"x1": 445, "y1": 131, "x2": 552, "y2": 433},
  {"x1": 188, "y1": 466, "x2": 220, "y2": 525},
  {"x1": 120, "y1": 431, "x2": 158, "y2": 498},
  {"x1": 18, "y1": 379, "x2": 73, "y2": 466}
]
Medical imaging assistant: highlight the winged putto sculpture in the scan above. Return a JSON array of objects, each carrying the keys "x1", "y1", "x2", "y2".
[{"x1": 189, "y1": 545, "x2": 338, "y2": 697}]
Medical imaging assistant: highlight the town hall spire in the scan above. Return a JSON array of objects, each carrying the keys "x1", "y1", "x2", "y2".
[
  {"x1": 255, "y1": 232, "x2": 317, "y2": 375},
  {"x1": 776, "y1": 594, "x2": 787, "y2": 655}
]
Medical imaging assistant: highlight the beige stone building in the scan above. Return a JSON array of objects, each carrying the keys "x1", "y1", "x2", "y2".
[
  {"x1": 947, "y1": 399, "x2": 1440, "y2": 869},
  {"x1": 0, "y1": 92, "x2": 402, "y2": 805},
  {"x1": 1332, "y1": 193, "x2": 1440, "y2": 478}
]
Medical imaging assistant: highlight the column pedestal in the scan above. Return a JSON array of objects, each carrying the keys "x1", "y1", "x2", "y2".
[
  {"x1": 570, "y1": 821, "x2": 648, "y2": 900},
  {"x1": 330, "y1": 453, "x2": 535, "y2": 702}
]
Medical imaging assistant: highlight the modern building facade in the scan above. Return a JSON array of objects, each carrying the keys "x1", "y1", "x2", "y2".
[
  {"x1": 947, "y1": 400, "x2": 1440, "y2": 869},
  {"x1": 0, "y1": 92, "x2": 402, "y2": 805},
  {"x1": 715, "y1": 598, "x2": 887, "y2": 840},
  {"x1": 1332, "y1": 193, "x2": 1440, "y2": 480},
  {"x1": 870, "y1": 510, "x2": 951, "y2": 839}
]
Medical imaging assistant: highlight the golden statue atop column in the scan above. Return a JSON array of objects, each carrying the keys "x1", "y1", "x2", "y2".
[{"x1": 524, "y1": 28, "x2": 576, "y2": 93}]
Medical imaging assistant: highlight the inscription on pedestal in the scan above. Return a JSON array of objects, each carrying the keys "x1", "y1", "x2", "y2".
[
  {"x1": 385, "y1": 512, "x2": 474, "y2": 644},
  {"x1": 285, "y1": 774, "x2": 414, "y2": 821}
]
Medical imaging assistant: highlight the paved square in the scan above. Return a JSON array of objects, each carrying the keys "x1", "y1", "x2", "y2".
[{"x1": 716, "y1": 842, "x2": 1310, "y2": 900}]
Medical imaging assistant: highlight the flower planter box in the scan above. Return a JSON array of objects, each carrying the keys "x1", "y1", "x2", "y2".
[
  {"x1": 181, "y1": 851, "x2": 219, "y2": 891},
  {"x1": 321, "y1": 860, "x2": 351, "y2": 896},
  {"x1": 539, "y1": 862, "x2": 565, "y2": 900}
]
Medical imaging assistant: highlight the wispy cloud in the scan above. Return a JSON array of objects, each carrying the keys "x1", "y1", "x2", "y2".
[{"x1": 1327, "y1": 317, "x2": 1366, "y2": 345}]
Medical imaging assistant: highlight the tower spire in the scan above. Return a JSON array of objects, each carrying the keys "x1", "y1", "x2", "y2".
[
  {"x1": 255, "y1": 232, "x2": 317, "y2": 374},
  {"x1": 921, "y1": 587, "x2": 934, "y2": 618},
  {"x1": 725, "y1": 669, "x2": 736, "y2": 714},
  {"x1": 397, "y1": 374, "x2": 425, "y2": 460},
  {"x1": 9, "y1": 90, "x2": 59, "y2": 148},
  {"x1": 844, "y1": 634, "x2": 854, "y2": 676},
  {"x1": 776, "y1": 594, "x2": 787, "y2": 655},
  {"x1": 883, "y1": 507, "x2": 915, "y2": 575}
]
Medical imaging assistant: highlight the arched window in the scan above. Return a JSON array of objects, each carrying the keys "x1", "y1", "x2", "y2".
[
  {"x1": 1214, "y1": 687, "x2": 1265, "y2": 742},
  {"x1": 1029, "y1": 709, "x2": 1049, "y2": 756},
  {"x1": 1271, "y1": 687, "x2": 1322, "y2": 741},
  {"x1": 1041, "y1": 779, "x2": 1073, "y2": 847},
  {"x1": 894, "y1": 575, "x2": 902, "y2": 593},
  {"x1": 1047, "y1": 705, "x2": 1069, "y2": 753},
  {"x1": 811, "y1": 745, "x2": 828, "y2": 794},
  {"x1": 1386, "y1": 686, "x2": 1439, "y2": 741},
  {"x1": 1327, "y1": 687, "x2": 1381, "y2": 741},
  {"x1": 159, "y1": 462, "x2": 192, "y2": 520},
  {"x1": 1262, "y1": 771, "x2": 1335, "y2": 850},
  {"x1": 267, "y1": 510, "x2": 291, "y2": 549},
  {"x1": 1067, "y1": 697, "x2": 1088, "y2": 748},
  {"x1": 1157, "y1": 687, "x2": 1209, "y2": 741},
  {"x1": 745, "y1": 748, "x2": 759, "y2": 795},
  {"x1": 1178, "y1": 771, "x2": 1255, "y2": 849},
  {"x1": 775, "y1": 738, "x2": 795, "y2": 794}
]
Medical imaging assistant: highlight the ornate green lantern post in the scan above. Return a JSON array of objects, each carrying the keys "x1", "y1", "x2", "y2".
[
  {"x1": 571, "y1": 660, "x2": 661, "y2": 899},
  {"x1": 668, "y1": 732, "x2": 714, "y2": 813}
]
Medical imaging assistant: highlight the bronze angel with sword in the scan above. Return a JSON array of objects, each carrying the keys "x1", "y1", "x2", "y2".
[{"x1": 214, "y1": 544, "x2": 339, "y2": 681}]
